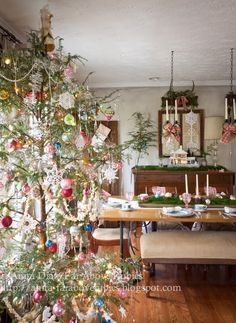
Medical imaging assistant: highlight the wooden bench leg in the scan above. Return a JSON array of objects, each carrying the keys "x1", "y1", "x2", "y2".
[{"x1": 143, "y1": 262, "x2": 151, "y2": 297}]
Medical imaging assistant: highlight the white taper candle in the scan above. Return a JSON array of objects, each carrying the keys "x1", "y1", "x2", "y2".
[
  {"x1": 166, "y1": 100, "x2": 169, "y2": 121},
  {"x1": 175, "y1": 99, "x2": 178, "y2": 121},
  {"x1": 185, "y1": 174, "x2": 188, "y2": 194},
  {"x1": 206, "y1": 174, "x2": 209, "y2": 196},
  {"x1": 225, "y1": 98, "x2": 228, "y2": 120},
  {"x1": 233, "y1": 99, "x2": 236, "y2": 120},
  {"x1": 196, "y1": 174, "x2": 199, "y2": 196}
]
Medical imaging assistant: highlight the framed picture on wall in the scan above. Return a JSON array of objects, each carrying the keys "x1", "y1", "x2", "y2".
[{"x1": 158, "y1": 109, "x2": 204, "y2": 157}]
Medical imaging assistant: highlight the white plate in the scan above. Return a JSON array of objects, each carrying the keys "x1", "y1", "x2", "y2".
[
  {"x1": 162, "y1": 208, "x2": 193, "y2": 217},
  {"x1": 223, "y1": 211, "x2": 236, "y2": 217},
  {"x1": 108, "y1": 201, "x2": 122, "y2": 208}
]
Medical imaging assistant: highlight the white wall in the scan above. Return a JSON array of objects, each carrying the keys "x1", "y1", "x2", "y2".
[{"x1": 95, "y1": 86, "x2": 236, "y2": 193}]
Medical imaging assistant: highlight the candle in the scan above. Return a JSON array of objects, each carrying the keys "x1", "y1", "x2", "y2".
[
  {"x1": 225, "y1": 98, "x2": 228, "y2": 120},
  {"x1": 165, "y1": 100, "x2": 169, "y2": 121},
  {"x1": 145, "y1": 186, "x2": 148, "y2": 194},
  {"x1": 175, "y1": 99, "x2": 178, "y2": 121},
  {"x1": 206, "y1": 174, "x2": 209, "y2": 196},
  {"x1": 195, "y1": 174, "x2": 199, "y2": 196},
  {"x1": 185, "y1": 174, "x2": 188, "y2": 194},
  {"x1": 233, "y1": 99, "x2": 236, "y2": 120}
]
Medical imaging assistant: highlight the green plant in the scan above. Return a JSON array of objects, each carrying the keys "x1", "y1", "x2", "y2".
[{"x1": 125, "y1": 112, "x2": 157, "y2": 165}]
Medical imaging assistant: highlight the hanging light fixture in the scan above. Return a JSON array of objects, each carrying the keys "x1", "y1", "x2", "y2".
[
  {"x1": 221, "y1": 48, "x2": 236, "y2": 143},
  {"x1": 162, "y1": 51, "x2": 181, "y2": 144}
]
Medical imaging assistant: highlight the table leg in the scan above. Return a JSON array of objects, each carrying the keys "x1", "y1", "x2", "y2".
[{"x1": 120, "y1": 221, "x2": 124, "y2": 259}]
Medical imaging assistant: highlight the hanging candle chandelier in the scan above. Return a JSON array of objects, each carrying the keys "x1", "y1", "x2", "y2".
[
  {"x1": 162, "y1": 50, "x2": 181, "y2": 143},
  {"x1": 221, "y1": 48, "x2": 236, "y2": 143}
]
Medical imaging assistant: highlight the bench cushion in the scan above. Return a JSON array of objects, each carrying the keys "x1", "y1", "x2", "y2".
[
  {"x1": 140, "y1": 231, "x2": 236, "y2": 260},
  {"x1": 92, "y1": 228, "x2": 129, "y2": 241}
]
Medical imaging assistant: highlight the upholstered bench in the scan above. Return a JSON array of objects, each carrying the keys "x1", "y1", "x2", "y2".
[{"x1": 140, "y1": 231, "x2": 236, "y2": 297}]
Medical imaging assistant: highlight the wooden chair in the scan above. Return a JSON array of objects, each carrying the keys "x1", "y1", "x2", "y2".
[{"x1": 90, "y1": 225, "x2": 130, "y2": 258}]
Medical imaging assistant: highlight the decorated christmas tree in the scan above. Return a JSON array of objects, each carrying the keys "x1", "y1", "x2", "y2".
[{"x1": 0, "y1": 8, "x2": 139, "y2": 322}]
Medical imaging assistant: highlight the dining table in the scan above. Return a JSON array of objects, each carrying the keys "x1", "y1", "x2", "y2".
[{"x1": 99, "y1": 206, "x2": 236, "y2": 259}]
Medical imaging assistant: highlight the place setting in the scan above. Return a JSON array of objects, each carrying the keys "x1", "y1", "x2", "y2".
[{"x1": 223, "y1": 206, "x2": 236, "y2": 217}]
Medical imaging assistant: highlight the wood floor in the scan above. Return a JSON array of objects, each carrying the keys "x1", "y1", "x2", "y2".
[
  {"x1": 98, "y1": 223, "x2": 236, "y2": 323},
  {"x1": 100, "y1": 245, "x2": 236, "y2": 323}
]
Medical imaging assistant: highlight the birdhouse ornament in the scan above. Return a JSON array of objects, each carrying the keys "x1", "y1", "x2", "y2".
[{"x1": 40, "y1": 6, "x2": 55, "y2": 52}]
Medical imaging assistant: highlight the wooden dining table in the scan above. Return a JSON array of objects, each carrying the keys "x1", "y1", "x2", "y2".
[{"x1": 99, "y1": 207, "x2": 236, "y2": 258}]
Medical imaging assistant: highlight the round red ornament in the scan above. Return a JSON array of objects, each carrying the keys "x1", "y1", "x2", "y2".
[
  {"x1": 61, "y1": 188, "x2": 73, "y2": 198},
  {"x1": 32, "y1": 290, "x2": 45, "y2": 303},
  {"x1": 48, "y1": 243, "x2": 57, "y2": 253},
  {"x1": 1, "y1": 215, "x2": 13, "y2": 228}
]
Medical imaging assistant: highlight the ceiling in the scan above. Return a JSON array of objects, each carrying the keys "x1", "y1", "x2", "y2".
[{"x1": 0, "y1": 0, "x2": 236, "y2": 88}]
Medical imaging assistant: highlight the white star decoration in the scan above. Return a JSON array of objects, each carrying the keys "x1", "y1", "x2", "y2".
[
  {"x1": 59, "y1": 91, "x2": 75, "y2": 109},
  {"x1": 102, "y1": 164, "x2": 118, "y2": 183},
  {"x1": 22, "y1": 215, "x2": 38, "y2": 234},
  {"x1": 44, "y1": 165, "x2": 63, "y2": 186}
]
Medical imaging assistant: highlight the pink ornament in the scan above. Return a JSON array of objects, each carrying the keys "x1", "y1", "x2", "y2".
[
  {"x1": 6, "y1": 171, "x2": 15, "y2": 181},
  {"x1": 47, "y1": 189, "x2": 54, "y2": 199},
  {"x1": 115, "y1": 161, "x2": 123, "y2": 170},
  {"x1": 69, "y1": 319, "x2": 76, "y2": 323},
  {"x1": 60, "y1": 178, "x2": 74, "y2": 189},
  {"x1": 0, "y1": 182, "x2": 4, "y2": 190},
  {"x1": 22, "y1": 183, "x2": 31, "y2": 194},
  {"x1": 105, "y1": 115, "x2": 113, "y2": 121},
  {"x1": 61, "y1": 188, "x2": 73, "y2": 198},
  {"x1": 117, "y1": 287, "x2": 128, "y2": 299},
  {"x1": 44, "y1": 144, "x2": 56, "y2": 154},
  {"x1": 64, "y1": 66, "x2": 73, "y2": 80},
  {"x1": 77, "y1": 252, "x2": 86, "y2": 262},
  {"x1": 32, "y1": 290, "x2": 45, "y2": 303},
  {"x1": 87, "y1": 250, "x2": 95, "y2": 258},
  {"x1": 53, "y1": 299, "x2": 65, "y2": 317},
  {"x1": 83, "y1": 135, "x2": 92, "y2": 145}
]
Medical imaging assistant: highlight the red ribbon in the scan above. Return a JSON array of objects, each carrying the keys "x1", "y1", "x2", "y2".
[
  {"x1": 220, "y1": 123, "x2": 236, "y2": 143},
  {"x1": 176, "y1": 96, "x2": 188, "y2": 108},
  {"x1": 163, "y1": 122, "x2": 181, "y2": 143}
]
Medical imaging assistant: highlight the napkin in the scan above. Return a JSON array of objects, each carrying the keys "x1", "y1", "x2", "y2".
[{"x1": 224, "y1": 206, "x2": 236, "y2": 214}]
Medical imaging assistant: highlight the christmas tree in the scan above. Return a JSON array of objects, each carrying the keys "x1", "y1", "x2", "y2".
[{"x1": 0, "y1": 7, "x2": 139, "y2": 322}]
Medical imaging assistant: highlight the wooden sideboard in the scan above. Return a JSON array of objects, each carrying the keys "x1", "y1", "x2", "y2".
[{"x1": 132, "y1": 168, "x2": 235, "y2": 195}]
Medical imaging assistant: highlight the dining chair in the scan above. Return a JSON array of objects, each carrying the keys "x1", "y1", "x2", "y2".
[{"x1": 90, "y1": 224, "x2": 130, "y2": 257}]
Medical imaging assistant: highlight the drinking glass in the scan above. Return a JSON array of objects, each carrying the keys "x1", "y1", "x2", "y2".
[
  {"x1": 152, "y1": 186, "x2": 158, "y2": 197},
  {"x1": 182, "y1": 193, "x2": 192, "y2": 208},
  {"x1": 125, "y1": 192, "x2": 134, "y2": 202}
]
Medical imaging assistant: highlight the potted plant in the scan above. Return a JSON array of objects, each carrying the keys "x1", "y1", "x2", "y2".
[{"x1": 125, "y1": 112, "x2": 157, "y2": 166}]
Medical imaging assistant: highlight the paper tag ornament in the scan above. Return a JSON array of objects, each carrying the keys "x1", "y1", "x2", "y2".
[{"x1": 91, "y1": 124, "x2": 111, "y2": 146}]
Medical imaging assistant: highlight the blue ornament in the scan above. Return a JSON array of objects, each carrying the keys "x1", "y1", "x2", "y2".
[
  {"x1": 45, "y1": 239, "x2": 53, "y2": 247},
  {"x1": 93, "y1": 297, "x2": 104, "y2": 308},
  {"x1": 85, "y1": 224, "x2": 93, "y2": 232},
  {"x1": 54, "y1": 142, "x2": 62, "y2": 150}
]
